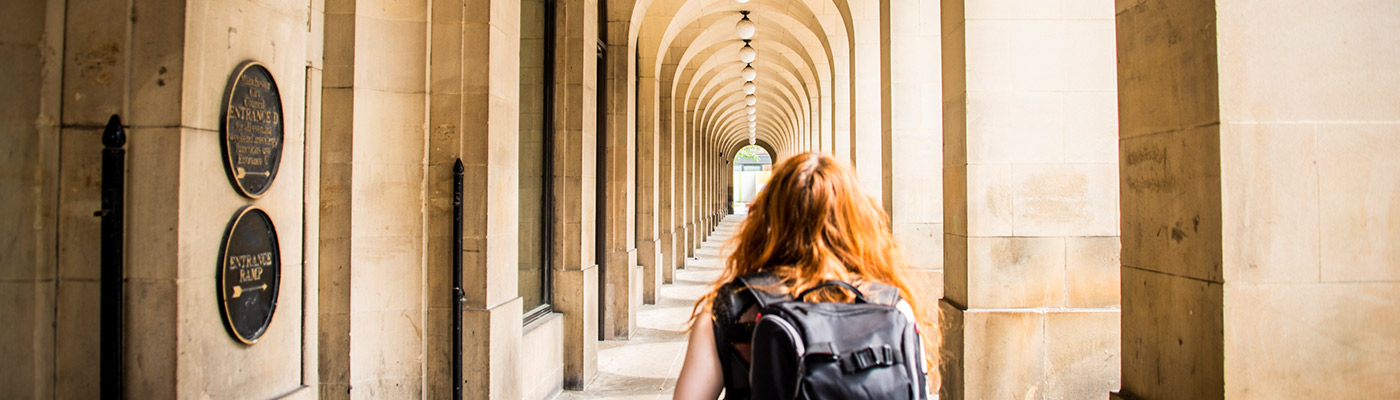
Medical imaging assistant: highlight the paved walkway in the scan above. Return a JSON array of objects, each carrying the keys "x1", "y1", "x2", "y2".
[{"x1": 557, "y1": 214, "x2": 744, "y2": 399}]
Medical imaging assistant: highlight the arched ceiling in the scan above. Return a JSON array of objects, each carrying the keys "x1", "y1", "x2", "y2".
[{"x1": 626, "y1": 0, "x2": 860, "y2": 159}]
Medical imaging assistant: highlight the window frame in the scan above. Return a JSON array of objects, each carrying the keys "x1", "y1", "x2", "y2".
[{"x1": 522, "y1": 0, "x2": 556, "y2": 325}]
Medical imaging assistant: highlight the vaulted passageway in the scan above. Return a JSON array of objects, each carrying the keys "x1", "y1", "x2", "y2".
[{"x1": 4, "y1": 0, "x2": 1398, "y2": 398}]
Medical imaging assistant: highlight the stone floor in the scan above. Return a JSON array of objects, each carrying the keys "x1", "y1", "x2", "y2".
[{"x1": 556, "y1": 214, "x2": 744, "y2": 399}]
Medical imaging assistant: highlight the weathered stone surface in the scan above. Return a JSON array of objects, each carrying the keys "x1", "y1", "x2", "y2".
[
  {"x1": 960, "y1": 310, "x2": 1046, "y2": 400},
  {"x1": 1316, "y1": 124, "x2": 1400, "y2": 282},
  {"x1": 1046, "y1": 311, "x2": 1122, "y2": 399},
  {"x1": 1066, "y1": 237, "x2": 1122, "y2": 308},
  {"x1": 521, "y1": 313, "x2": 565, "y2": 400},
  {"x1": 1220, "y1": 123, "x2": 1320, "y2": 284},
  {"x1": 1119, "y1": 266, "x2": 1223, "y2": 400},
  {"x1": 966, "y1": 236, "x2": 1065, "y2": 308},
  {"x1": 1119, "y1": 126, "x2": 1223, "y2": 282},
  {"x1": 1115, "y1": 0, "x2": 1220, "y2": 139},
  {"x1": 556, "y1": 267, "x2": 599, "y2": 389},
  {"x1": 1224, "y1": 282, "x2": 1400, "y2": 398}
]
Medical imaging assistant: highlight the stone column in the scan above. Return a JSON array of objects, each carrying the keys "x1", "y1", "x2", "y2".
[
  {"x1": 713, "y1": 148, "x2": 722, "y2": 222},
  {"x1": 712, "y1": 143, "x2": 720, "y2": 223},
  {"x1": 832, "y1": 40, "x2": 852, "y2": 159},
  {"x1": 657, "y1": 81, "x2": 677, "y2": 284},
  {"x1": 637, "y1": 52, "x2": 662, "y2": 303},
  {"x1": 683, "y1": 107, "x2": 697, "y2": 258},
  {"x1": 881, "y1": 0, "x2": 945, "y2": 320},
  {"x1": 854, "y1": 9, "x2": 885, "y2": 206},
  {"x1": 426, "y1": 0, "x2": 524, "y2": 397},
  {"x1": 692, "y1": 121, "x2": 703, "y2": 250},
  {"x1": 941, "y1": 0, "x2": 1122, "y2": 398},
  {"x1": 702, "y1": 140, "x2": 713, "y2": 235},
  {"x1": 602, "y1": 16, "x2": 639, "y2": 339},
  {"x1": 662, "y1": 69, "x2": 687, "y2": 274},
  {"x1": 323, "y1": 2, "x2": 439, "y2": 398},
  {"x1": 3, "y1": 0, "x2": 61, "y2": 396},
  {"x1": 1115, "y1": 0, "x2": 1400, "y2": 397},
  {"x1": 552, "y1": 0, "x2": 600, "y2": 388},
  {"x1": 24, "y1": 0, "x2": 325, "y2": 397},
  {"x1": 323, "y1": 1, "x2": 438, "y2": 397}
]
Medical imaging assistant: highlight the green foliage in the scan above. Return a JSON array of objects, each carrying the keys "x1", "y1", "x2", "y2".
[{"x1": 735, "y1": 145, "x2": 764, "y2": 163}]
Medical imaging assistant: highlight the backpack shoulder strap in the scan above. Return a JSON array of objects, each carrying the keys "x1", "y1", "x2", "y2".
[{"x1": 736, "y1": 272, "x2": 790, "y2": 308}]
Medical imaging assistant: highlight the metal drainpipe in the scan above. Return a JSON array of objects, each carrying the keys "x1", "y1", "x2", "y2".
[
  {"x1": 98, "y1": 115, "x2": 126, "y2": 400},
  {"x1": 452, "y1": 159, "x2": 465, "y2": 400}
]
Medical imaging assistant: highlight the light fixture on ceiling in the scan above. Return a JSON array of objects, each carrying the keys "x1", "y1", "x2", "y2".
[
  {"x1": 742, "y1": 64, "x2": 757, "y2": 81},
  {"x1": 749, "y1": 121, "x2": 757, "y2": 127},
  {"x1": 746, "y1": 106, "x2": 756, "y2": 115},
  {"x1": 749, "y1": 137, "x2": 755, "y2": 145},
  {"x1": 736, "y1": 12, "x2": 755, "y2": 40},
  {"x1": 743, "y1": 81, "x2": 756, "y2": 94},
  {"x1": 745, "y1": 94, "x2": 757, "y2": 106},
  {"x1": 747, "y1": 114, "x2": 757, "y2": 122},
  {"x1": 739, "y1": 41, "x2": 757, "y2": 63}
]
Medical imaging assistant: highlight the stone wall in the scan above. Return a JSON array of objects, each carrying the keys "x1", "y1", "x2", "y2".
[
  {"x1": 942, "y1": 0, "x2": 1123, "y2": 398},
  {"x1": 1, "y1": 0, "x2": 327, "y2": 397},
  {"x1": 0, "y1": 0, "x2": 61, "y2": 397},
  {"x1": 1116, "y1": 0, "x2": 1400, "y2": 397}
]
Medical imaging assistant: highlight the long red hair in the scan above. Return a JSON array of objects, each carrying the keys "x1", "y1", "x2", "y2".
[{"x1": 692, "y1": 151, "x2": 939, "y2": 387}]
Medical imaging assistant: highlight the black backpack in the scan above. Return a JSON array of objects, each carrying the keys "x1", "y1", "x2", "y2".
[{"x1": 740, "y1": 275, "x2": 929, "y2": 400}]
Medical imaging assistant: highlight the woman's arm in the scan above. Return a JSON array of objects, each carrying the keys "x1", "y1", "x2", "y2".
[{"x1": 673, "y1": 310, "x2": 724, "y2": 400}]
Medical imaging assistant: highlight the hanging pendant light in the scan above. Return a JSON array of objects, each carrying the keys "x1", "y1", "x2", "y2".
[
  {"x1": 742, "y1": 64, "x2": 757, "y2": 81},
  {"x1": 736, "y1": 12, "x2": 756, "y2": 40},
  {"x1": 739, "y1": 41, "x2": 757, "y2": 64}
]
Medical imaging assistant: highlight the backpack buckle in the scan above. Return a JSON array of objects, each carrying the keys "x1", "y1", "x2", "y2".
[{"x1": 839, "y1": 345, "x2": 900, "y2": 373}]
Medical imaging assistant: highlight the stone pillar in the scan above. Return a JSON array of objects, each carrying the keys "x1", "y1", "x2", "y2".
[
  {"x1": 854, "y1": 9, "x2": 884, "y2": 206},
  {"x1": 662, "y1": 69, "x2": 686, "y2": 275},
  {"x1": 12, "y1": 0, "x2": 325, "y2": 397},
  {"x1": 881, "y1": 0, "x2": 945, "y2": 322},
  {"x1": 832, "y1": 39, "x2": 852, "y2": 160},
  {"x1": 425, "y1": 0, "x2": 524, "y2": 397},
  {"x1": 703, "y1": 132, "x2": 711, "y2": 236},
  {"x1": 941, "y1": 0, "x2": 1122, "y2": 398},
  {"x1": 683, "y1": 108, "x2": 697, "y2": 258},
  {"x1": 683, "y1": 107, "x2": 694, "y2": 258},
  {"x1": 2, "y1": 0, "x2": 61, "y2": 397},
  {"x1": 657, "y1": 84, "x2": 677, "y2": 284},
  {"x1": 692, "y1": 123, "x2": 702, "y2": 250},
  {"x1": 637, "y1": 52, "x2": 662, "y2": 303},
  {"x1": 1115, "y1": 0, "x2": 1400, "y2": 398},
  {"x1": 713, "y1": 149, "x2": 722, "y2": 222},
  {"x1": 602, "y1": 16, "x2": 639, "y2": 339},
  {"x1": 323, "y1": 1, "x2": 438, "y2": 398},
  {"x1": 553, "y1": 0, "x2": 600, "y2": 389}
]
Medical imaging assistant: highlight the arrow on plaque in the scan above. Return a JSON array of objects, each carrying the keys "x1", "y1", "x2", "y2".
[{"x1": 232, "y1": 283, "x2": 269, "y2": 299}]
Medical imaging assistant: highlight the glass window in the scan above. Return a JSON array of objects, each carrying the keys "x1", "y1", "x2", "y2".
[{"x1": 520, "y1": 0, "x2": 553, "y2": 322}]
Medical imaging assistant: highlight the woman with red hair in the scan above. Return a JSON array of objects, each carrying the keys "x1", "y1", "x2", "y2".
[{"x1": 673, "y1": 152, "x2": 938, "y2": 399}]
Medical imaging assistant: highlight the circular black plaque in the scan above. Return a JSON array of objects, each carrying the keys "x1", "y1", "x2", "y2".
[
  {"x1": 218, "y1": 206, "x2": 281, "y2": 344},
  {"x1": 221, "y1": 61, "x2": 285, "y2": 198}
]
